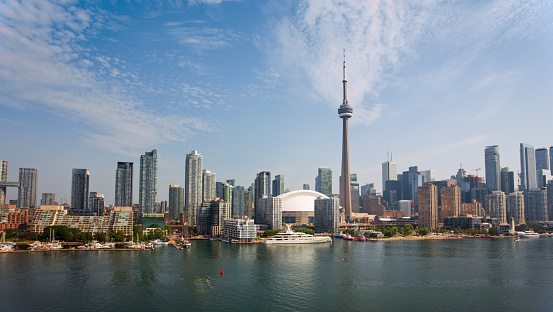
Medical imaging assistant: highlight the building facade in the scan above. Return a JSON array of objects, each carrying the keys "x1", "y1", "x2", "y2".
[
  {"x1": 224, "y1": 218, "x2": 256, "y2": 242},
  {"x1": 41, "y1": 193, "x2": 56, "y2": 206},
  {"x1": 520, "y1": 143, "x2": 537, "y2": 192},
  {"x1": 115, "y1": 162, "x2": 133, "y2": 207},
  {"x1": 71, "y1": 169, "x2": 90, "y2": 213},
  {"x1": 526, "y1": 188, "x2": 548, "y2": 222},
  {"x1": 382, "y1": 161, "x2": 397, "y2": 192},
  {"x1": 535, "y1": 148, "x2": 549, "y2": 188},
  {"x1": 314, "y1": 197, "x2": 339, "y2": 233},
  {"x1": 202, "y1": 169, "x2": 216, "y2": 201},
  {"x1": 232, "y1": 186, "x2": 245, "y2": 217},
  {"x1": 441, "y1": 185, "x2": 461, "y2": 221},
  {"x1": 89, "y1": 192, "x2": 104, "y2": 216},
  {"x1": 485, "y1": 145, "x2": 501, "y2": 191},
  {"x1": 507, "y1": 191, "x2": 525, "y2": 226},
  {"x1": 254, "y1": 171, "x2": 271, "y2": 223},
  {"x1": 485, "y1": 191, "x2": 507, "y2": 226},
  {"x1": 139, "y1": 150, "x2": 158, "y2": 215},
  {"x1": 18, "y1": 168, "x2": 38, "y2": 209},
  {"x1": 316, "y1": 167, "x2": 332, "y2": 197},
  {"x1": 272, "y1": 175, "x2": 285, "y2": 197},
  {"x1": 418, "y1": 183, "x2": 438, "y2": 230},
  {"x1": 257, "y1": 197, "x2": 282, "y2": 230},
  {"x1": 169, "y1": 184, "x2": 185, "y2": 220},
  {"x1": 500, "y1": 167, "x2": 515, "y2": 196},
  {"x1": 197, "y1": 199, "x2": 230, "y2": 236},
  {"x1": 185, "y1": 150, "x2": 202, "y2": 225}
]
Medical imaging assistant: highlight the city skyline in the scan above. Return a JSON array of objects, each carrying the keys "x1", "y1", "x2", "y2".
[{"x1": 1, "y1": 1, "x2": 552, "y2": 204}]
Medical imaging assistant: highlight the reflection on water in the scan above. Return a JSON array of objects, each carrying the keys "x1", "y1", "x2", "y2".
[{"x1": 1, "y1": 239, "x2": 553, "y2": 311}]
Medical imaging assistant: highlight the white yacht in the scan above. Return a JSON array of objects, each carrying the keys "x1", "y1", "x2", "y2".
[
  {"x1": 519, "y1": 230, "x2": 540, "y2": 238},
  {"x1": 264, "y1": 225, "x2": 332, "y2": 245}
]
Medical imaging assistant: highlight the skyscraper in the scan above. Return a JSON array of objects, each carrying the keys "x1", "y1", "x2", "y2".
[
  {"x1": 382, "y1": 161, "x2": 397, "y2": 192},
  {"x1": 232, "y1": 186, "x2": 245, "y2": 217},
  {"x1": 520, "y1": 143, "x2": 537, "y2": 192},
  {"x1": 303, "y1": 184, "x2": 310, "y2": 190},
  {"x1": 115, "y1": 162, "x2": 133, "y2": 207},
  {"x1": 507, "y1": 191, "x2": 525, "y2": 226},
  {"x1": 418, "y1": 183, "x2": 438, "y2": 230},
  {"x1": 169, "y1": 184, "x2": 185, "y2": 220},
  {"x1": 550, "y1": 146, "x2": 553, "y2": 176},
  {"x1": 71, "y1": 169, "x2": 89, "y2": 213},
  {"x1": 526, "y1": 188, "x2": 548, "y2": 222},
  {"x1": 41, "y1": 193, "x2": 56, "y2": 206},
  {"x1": 316, "y1": 167, "x2": 332, "y2": 196},
  {"x1": 441, "y1": 185, "x2": 461, "y2": 221},
  {"x1": 18, "y1": 168, "x2": 37, "y2": 209},
  {"x1": 272, "y1": 175, "x2": 284, "y2": 197},
  {"x1": 202, "y1": 169, "x2": 216, "y2": 201},
  {"x1": 485, "y1": 191, "x2": 507, "y2": 226},
  {"x1": 254, "y1": 171, "x2": 271, "y2": 223},
  {"x1": 139, "y1": 149, "x2": 158, "y2": 215},
  {"x1": 314, "y1": 197, "x2": 339, "y2": 233},
  {"x1": 185, "y1": 150, "x2": 202, "y2": 225},
  {"x1": 89, "y1": 192, "x2": 104, "y2": 216},
  {"x1": 535, "y1": 148, "x2": 549, "y2": 188},
  {"x1": 500, "y1": 167, "x2": 515, "y2": 195},
  {"x1": 257, "y1": 197, "x2": 282, "y2": 230},
  {"x1": 350, "y1": 173, "x2": 360, "y2": 212},
  {"x1": 484, "y1": 145, "x2": 501, "y2": 191},
  {"x1": 338, "y1": 53, "x2": 353, "y2": 220}
]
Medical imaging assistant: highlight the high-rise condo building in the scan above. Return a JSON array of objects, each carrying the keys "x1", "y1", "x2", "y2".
[
  {"x1": 71, "y1": 169, "x2": 89, "y2": 213},
  {"x1": 0, "y1": 161, "x2": 20, "y2": 204},
  {"x1": 485, "y1": 191, "x2": 507, "y2": 226},
  {"x1": 526, "y1": 188, "x2": 548, "y2": 222},
  {"x1": 41, "y1": 193, "x2": 56, "y2": 206},
  {"x1": 169, "y1": 184, "x2": 185, "y2": 220},
  {"x1": 338, "y1": 53, "x2": 353, "y2": 220},
  {"x1": 257, "y1": 197, "x2": 282, "y2": 230},
  {"x1": 550, "y1": 146, "x2": 553, "y2": 176},
  {"x1": 382, "y1": 161, "x2": 397, "y2": 192},
  {"x1": 314, "y1": 197, "x2": 339, "y2": 233},
  {"x1": 202, "y1": 169, "x2": 216, "y2": 201},
  {"x1": 316, "y1": 167, "x2": 332, "y2": 197},
  {"x1": 226, "y1": 179, "x2": 235, "y2": 187},
  {"x1": 535, "y1": 148, "x2": 549, "y2": 188},
  {"x1": 18, "y1": 168, "x2": 38, "y2": 209},
  {"x1": 303, "y1": 184, "x2": 310, "y2": 190},
  {"x1": 441, "y1": 185, "x2": 461, "y2": 221},
  {"x1": 418, "y1": 183, "x2": 438, "y2": 230},
  {"x1": 244, "y1": 189, "x2": 254, "y2": 219},
  {"x1": 115, "y1": 162, "x2": 133, "y2": 207},
  {"x1": 232, "y1": 186, "x2": 245, "y2": 217},
  {"x1": 520, "y1": 143, "x2": 537, "y2": 192},
  {"x1": 547, "y1": 181, "x2": 553, "y2": 222},
  {"x1": 197, "y1": 199, "x2": 230, "y2": 236},
  {"x1": 272, "y1": 175, "x2": 284, "y2": 197},
  {"x1": 500, "y1": 167, "x2": 515, "y2": 195},
  {"x1": 507, "y1": 191, "x2": 525, "y2": 226},
  {"x1": 485, "y1": 145, "x2": 501, "y2": 191},
  {"x1": 139, "y1": 149, "x2": 158, "y2": 215},
  {"x1": 89, "y1": 192, "x2": 104, "y2": 216},
  {"x1": 350, "y1": 173, "x2": 360, "y2": 212},
  {"x1": 185, "y1": 150, "x2": 202, "y2": 225},
  {"x1": 254, "y1": 171, "x2": 271, "y2": 223}
]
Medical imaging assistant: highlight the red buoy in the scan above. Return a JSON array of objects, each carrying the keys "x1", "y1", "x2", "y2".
[{"x1": 220, "y1": 269, "x2": 224, "y2": 276}]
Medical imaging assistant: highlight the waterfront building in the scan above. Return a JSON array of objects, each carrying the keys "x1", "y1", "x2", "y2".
[
  {"x1": 142, "y1": 213, "x2": 165, "y2": 232},
  {"x1": 500, "y1": 167, "x2": 515, "y2": 196},
  {"x1": 303, "y1": 184, "x2": 310, "y2": 190},
  {"x1": 484, "y1": 145, "x2": 501, "y2": 191},
  {"x1": 0, "y1": 204, "x2": 28, "y2": 231},
  {"x1": 485, "y1": 191, "x2": 507, "y2": 226},
  {"x1": 256, "y1": 197, "x2": 282, "y2": 230},
  {"x1": 526, "y1": 188, "x2": 548, "y2": 222},
  {"x1": 71, "y1": 169, "x2": 89, "y2": 214},
  {"x1": 41, "y1": 193, "x2": 56, "y2": 206},
  {"x1": 536, "y1": 148, "x2": 549, "y2": 188},
  {"x1": 460, "y1": 199, "x2": 485, "y2": 218},
  {"x1": 507, "y1": 191, "x2": 525, "y2": 226},
  {"x1": 31, "y1": 205, "x2": 133, "y2": 235},
  {"x1": 443, "y1": 215, "x2": 480, "y2": 229},
  {"x1": 139, "y1": 149, "x2": 158, "y2": 216},
  {"x1": 520, "y1": 143, "x2": 537, "y2": 192},
  {"x1": 382, "y1": 161, "x2": 397, "y2": 192},
  {"x1": 224, "y1": 218, "x2": 256, "y2": 242},
  {"x1": 197, "y1": 199, "x2": 230, "y2": 236},
  {"x1": 185, "y1": 150, "x2": 202, "y2": 225},
  {"x1": 254, "y1": 171, "x2": 271, "y2": 223},
  {"x1": 232, "y1": 186, "x2": 245, "y2": 217},
  {"x1": 418, "y1": 183, "x2": 438, "y2": 230},
  {"x1": 202, "y1": 169, "x2": 216, "y2": 201},
  {"x1": 272, "y1": 175, "x2": 284, "y2": 197},
  {"x1": 441, "y1": 185, "x2": 461, "y2": 221},
  {"x1": 169, "y1": 184, "x2": 185, "y2": 220},
  {"x1": 316, "y1": 167, "x2": 332, "y2": 196},
  {"x1": 398, "y1": 200, "x2": 412, "y2": 218},
  {"x1": 550, "y1": 147, "x2": 553, "y2": 176},
  {"x1": 314, "y1": 197, "x2": 339, "y2": 233},
  {"x1": 18, "y1": 168, "x2": 38, "y2": 209},
  {"x1": 115, "y1": 162, "x2": 133, "y2": 207},
  {"x1": 548, "y1": 180, "x2": 553, "y2": 222},
  {"x1": 89, "y1": 192, "x2": 105, "y2": 216}
]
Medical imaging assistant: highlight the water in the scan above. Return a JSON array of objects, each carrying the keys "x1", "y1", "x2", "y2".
[{"x1": 1, "y1": 238, "x2": 553, "y2": 311}]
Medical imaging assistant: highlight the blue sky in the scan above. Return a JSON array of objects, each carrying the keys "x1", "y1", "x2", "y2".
[{"x1": 1, "y1": 0, "x2": 552, "y2": 205}]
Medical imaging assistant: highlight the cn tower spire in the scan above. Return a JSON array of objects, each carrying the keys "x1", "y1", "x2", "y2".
[{"x1": 338, "y1": 49, "x2": 353, "y2": 222}]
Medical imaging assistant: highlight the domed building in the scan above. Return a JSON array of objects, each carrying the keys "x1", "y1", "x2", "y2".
[{"x1": 276, "y1": 190, "x2": 329, "y2": 224}]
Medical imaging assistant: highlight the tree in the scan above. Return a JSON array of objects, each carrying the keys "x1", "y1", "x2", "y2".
[
  {"x1": 294, "y1": 228, "x2": 315, "y2": 235},
  {"x1": 417, "y1": 228, "x2": 430, "y2": 236},
  {"x1": 402, "y1": 224, "x2": 414, "y2": 235},
  {"x1": 488, "y1": 227, "x2": 499, "y2": 236},
  {"x1": 163, "y1": 225, "x2": 173, "y2": 236},
  {"x1": 96, "y1": 232, "x2": 107, "y2": 242}
]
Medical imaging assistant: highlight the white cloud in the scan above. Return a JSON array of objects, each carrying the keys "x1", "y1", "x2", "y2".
[
  {"x1": 0, "y1": 0, "x2": 216, "y2": 156},
  {"x1": 169, "y1": 27, "x2": 242, "y2": 51}
]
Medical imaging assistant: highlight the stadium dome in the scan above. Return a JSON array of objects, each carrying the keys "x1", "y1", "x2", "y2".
[{"x1": 276, "y1": 190, "x2": 329, "y2": 212}]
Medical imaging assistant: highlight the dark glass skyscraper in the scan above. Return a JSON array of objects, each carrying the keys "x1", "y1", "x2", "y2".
[
  {"x1": 485, "y1": 145, "x2": 501, "y2": 191},
  {"x1": 139, "y1": 149, "x2": 158, "y2": 215},
  {"x1": 115, "y1": 162, "x2": 133, "y2": 207},
  {"x1": 520, "y1": 143, "x2": 537, "y2": 192},
  {"x1": 316, "y1": 167, "x2": 332, "y2": 196},
  {"x1": 71, "y1": 169, "x2": 90, "y2": 212},
  {"x1": 254, "y1": 171, "x2": 271, "y2": 224},
  {"x1": 18, "y1": 168, "x2": 37, "y2": 209}
]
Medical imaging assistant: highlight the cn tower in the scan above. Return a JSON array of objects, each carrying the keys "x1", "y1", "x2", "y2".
[{"x1": 338, "y1": 51, "x2": 353, "y2": 221}]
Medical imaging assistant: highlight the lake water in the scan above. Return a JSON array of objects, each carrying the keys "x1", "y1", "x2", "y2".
[{"x1": 1, "y1": 238, "x2": 553, "y2": 311}]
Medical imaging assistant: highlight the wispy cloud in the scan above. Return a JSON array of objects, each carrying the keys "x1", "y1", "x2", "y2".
[
  {"x1": 170, "y1": 27, "x2": 242, "y2": 51},
  {"x1": 267, "y1": 0, "x2": 550, "y2": 127},
  {"x1": 0, "y1": 0, "x2": 216, "y2": 156}
]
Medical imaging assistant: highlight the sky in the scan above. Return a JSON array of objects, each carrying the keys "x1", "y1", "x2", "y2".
[{"x1": 1, "y1": 0, "x2": 553, "y2": 206}]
